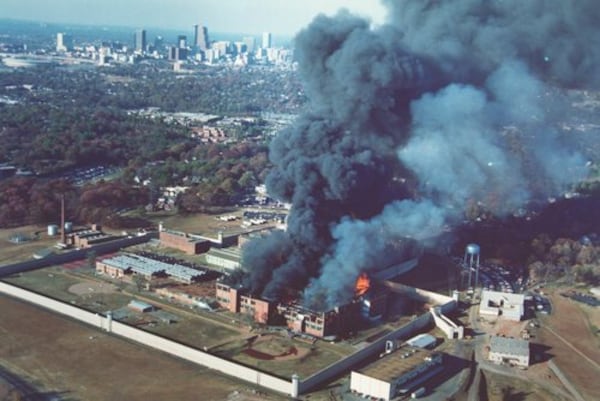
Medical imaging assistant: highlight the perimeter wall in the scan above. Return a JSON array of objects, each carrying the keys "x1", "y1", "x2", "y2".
[{"x1": 0, "y1": 282, "x2": 292, "y2": 395}]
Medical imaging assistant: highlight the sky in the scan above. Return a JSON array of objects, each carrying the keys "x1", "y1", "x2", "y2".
[{"x1": 0, "y1": 0, "x2": 387, "y2": 37}]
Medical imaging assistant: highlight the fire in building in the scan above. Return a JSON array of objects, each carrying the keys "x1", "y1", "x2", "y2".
[
  {"x1": 216, "y1": 268, "x2": 394, "y2": 338},
  {"x1": 215, "y1": 239, "x2": 421, "y2": 337}
]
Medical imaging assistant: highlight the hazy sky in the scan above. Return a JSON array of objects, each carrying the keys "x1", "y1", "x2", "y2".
[{"x1": 1, "y1": 0, "x2": 387, "y2": 36}]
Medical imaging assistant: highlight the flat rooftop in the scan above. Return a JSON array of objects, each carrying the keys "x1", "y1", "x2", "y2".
[
  {"x1": 490, "y1": 336, "x2": 529, "y2": 356},
  {"x1": 481, "y1": 289, "x2": 524, "y2": 305},
  {"x1": 357, "y1": 346, "x2": 438, "y2": 383}
]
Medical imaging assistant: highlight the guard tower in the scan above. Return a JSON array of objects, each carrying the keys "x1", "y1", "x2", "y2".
[{"x1": 463, "y1": 243, "x2": 480, "y2": 289}]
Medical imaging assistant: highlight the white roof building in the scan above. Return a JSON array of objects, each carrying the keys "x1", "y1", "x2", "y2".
[
  {"x1": 350, "y1": 347, "x2": 443, "y2": 401},
  {"x1": 479, "y1": 290, "x2": 524, "y2": 321},
  {"x1": 488, "y1": 336, "x2": 529, "y2": 367}
]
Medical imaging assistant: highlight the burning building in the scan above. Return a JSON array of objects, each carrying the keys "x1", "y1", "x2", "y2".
[
  {"x1": 239, "y1": 1, "x2": 592, "y2": 318},
  {"x1": 276, "y1": 302, "x2": 358, "y2": 338},
  {"x1": 216, "y1": 267, "x2": 396, "y2": 338}
]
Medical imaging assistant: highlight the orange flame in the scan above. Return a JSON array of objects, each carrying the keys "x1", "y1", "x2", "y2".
[{"x1": 355, "y1": 273, "x2": 371, "y2": 296}]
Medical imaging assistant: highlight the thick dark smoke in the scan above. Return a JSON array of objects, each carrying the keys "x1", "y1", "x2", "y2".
[
  {"x1": 241, "y1": 2, "x2": 595, "y2": 311},
  {"x1": 384, "y1": 0, "x2": 600, "y2": 88}
]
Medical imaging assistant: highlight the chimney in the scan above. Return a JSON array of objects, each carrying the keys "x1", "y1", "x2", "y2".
[{"x1": 61, "y1": 194, "x2": 66, "y2": 245}]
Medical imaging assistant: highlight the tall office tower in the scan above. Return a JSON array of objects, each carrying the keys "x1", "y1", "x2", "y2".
[
  {"x1": 154, "y1": 36, "x2": 164, "y2": 50},
  {"x1": 56, "y1": 32, "x2": 73, "y2": 52},
  {"x1": 194, "y1": 25, "x2": 209, "y2": 51},
  {"x1": 243, "y1": 36, "x2": 256, "y2": 54},
  {"x1": 134, "y1": 29, "x2": 147, "y2": 52},
  {"x1": 262, "y1": 32, "x2": 272, "y2": 49},
  {"x1": 178, "y1": 35, "x2": 187, "y2": 49}
]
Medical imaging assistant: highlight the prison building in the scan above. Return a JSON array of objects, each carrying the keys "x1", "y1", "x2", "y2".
[
  {"x1": 479, "y1": 290, "x2": 525, "y2": 321},
  {"x1": 96, "y1": 254, "x2": 205, "y2": 283},
  {"x1": 277, "y1": 302, "x2": 359, "y2": 338},
  {"x1": 159, "y1": 229, "x2": 209, "y2": 255},
  {"x1": 96, "y1": 259, "x2": 131, "y2": 278},
  {"x1": 215, "y1": 282, "x2": 274, "y2": 324},
  {"x1": 350, "y1": 347, "x2": 444, "y2": 401},
  {"x1": 488, "y1": 336, "x2": 529, "y2": 367},
  {"x1": 68, "y1": 229, "x2": 115, "y2": 248},
  {"x1": 216, "y1": 282, "x2": 241, "y2": 313},
  {"x1": 204, "y1": 248, "x2": 242, "y2": 271}
]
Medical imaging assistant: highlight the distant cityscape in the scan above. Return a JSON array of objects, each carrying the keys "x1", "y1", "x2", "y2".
[{"x1": 2, "y1": 20, "x2": 294, "y2": 69}]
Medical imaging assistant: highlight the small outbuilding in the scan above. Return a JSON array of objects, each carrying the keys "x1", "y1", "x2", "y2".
[
  {"x1": 488, "y1": 336, "x2": 529, "y2": 367},
  {"x1": 128, "y1": 300, "x2": 154, "y2": 313},
  {"x1": 405, "y1": 333, "x2": 437, "y2": 349}
]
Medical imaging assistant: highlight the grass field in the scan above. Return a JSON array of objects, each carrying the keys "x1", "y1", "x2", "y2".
[
  {"x1": 211, "y1": 332, "x2": 350, "y2": 379},
  {"x1": 3, "y1": 261, "x2": 359, "y2": 380},
  {"x1": 3, "y1": 266, "x2": 244, "y2": 350},
  {"x1": 0, "y1": 294, "x2": 286, "y2": 401}
]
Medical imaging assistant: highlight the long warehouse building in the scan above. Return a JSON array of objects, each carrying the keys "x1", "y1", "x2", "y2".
[{"x1": 350, "y1": 346, "x2": 444, "y2": 401}]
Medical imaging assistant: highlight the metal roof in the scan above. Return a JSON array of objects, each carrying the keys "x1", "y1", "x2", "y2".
[
  {"x1": 206, "y1": 248, "x2": 241, "y2": 263},
  {"x1": 405, "y1": 333, "x2": 436, "y2": 349},
  {"x1": 489, "y1": 336, "x2": 529, "y2": 357},
  {"x1": 101, "y1": 254, "x2": 204, "y2": 282},
  {"x1": 357, "y1": 347, "x2": 439, "y2": 383},
  {"x1": 128, "y1": 299, "x2": 154, "y2": 310}
]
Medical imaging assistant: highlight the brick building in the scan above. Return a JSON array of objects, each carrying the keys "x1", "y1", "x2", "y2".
[
  {"x1": 215, "y1": 282, "x2": 274, "y2": 324},
  {"x1": 159, "y1": 230, "x2": 209, "y2": 255}
]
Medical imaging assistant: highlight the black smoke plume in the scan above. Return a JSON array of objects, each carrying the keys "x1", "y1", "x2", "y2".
[{"x1": 241, "y1": 2, "x2": 595, "y2": 311}]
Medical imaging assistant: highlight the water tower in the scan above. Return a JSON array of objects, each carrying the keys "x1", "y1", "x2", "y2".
[{"x1": 463, "y1": 243, "x2": 480, "y2": 289}]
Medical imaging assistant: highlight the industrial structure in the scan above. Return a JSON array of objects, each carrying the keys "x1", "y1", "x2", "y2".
[
  {"x1": 463, "y1": 243, "x2": 481, "y2": 289},
  {"x1": 488, "y1": 336, "x2": 530, "y2": 367},
  {"x1": 350, "y1": 346, "x2": 444, "y2": 401},
  {"x1": 479, "y1": 290, "x2": 525, "y2": 321}
]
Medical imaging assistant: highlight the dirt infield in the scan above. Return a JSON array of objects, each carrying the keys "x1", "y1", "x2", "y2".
[
  {"x1": 242, "y1": 334, "x2": 310, "y2": 362},
  {"x1": 538, "y1": 288, "x2": 600, "y2": 400},
  {"x1": 0, "y1": 294, "x2": 286, "y2": 401}
]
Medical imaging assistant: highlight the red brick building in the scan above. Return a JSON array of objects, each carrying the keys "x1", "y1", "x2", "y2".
[
  {"x1": 215, "y1": 282, "x2": 274, "y2": 324},
  {"x1": 159, "y1": 230, "x2": 209, "y2": 255},
  {"x1": 277, "y1": 302, "x2": 359, "y2": 338}
]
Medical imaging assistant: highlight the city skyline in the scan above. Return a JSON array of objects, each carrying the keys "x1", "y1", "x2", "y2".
[{"x1": 1, "y1": 0, "x2": 387, "y2": 37}]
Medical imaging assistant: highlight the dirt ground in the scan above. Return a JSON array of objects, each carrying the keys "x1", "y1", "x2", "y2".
[
  {"x1": 537, "y1": 288, "x2": 600, "y2": 400},
  {"x1": 0, "y1": 294, "x2": 287, "y2": 401},
  {"x1": 481, "y1": 370, "x2": 569, "y2": 401}
]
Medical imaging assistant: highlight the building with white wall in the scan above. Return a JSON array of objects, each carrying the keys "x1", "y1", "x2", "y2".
[
  {"x1": 56, "y1": 33, "x2": 73, "y2": 52},
  {"x1": 350, "y1": 347, "x2": 443, "y2": 401},
  {"x1": 479, "y1": 290, "x2": 524, "y2": 321},
  {"x1": 488, "y1": 336, "x2": 529, "y2": 367}
]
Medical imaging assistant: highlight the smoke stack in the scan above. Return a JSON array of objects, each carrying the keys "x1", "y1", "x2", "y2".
[{"x1": 60, "y1": 194, "x2": 66, "y2": 245}]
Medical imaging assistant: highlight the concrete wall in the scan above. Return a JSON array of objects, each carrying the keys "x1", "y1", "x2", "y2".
[
  {"x1": 0, "y1": 234, "x2": 156, "y2": 278},
  {"x1": 0, "y1": 281, "x2": 292, "y2": 396},
  {"x1": 299, "y1": 310, "x2": 434, "y2": 393},
  {"x1": 431, "y1": 307, "x2": 464, "y2": 339}
]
